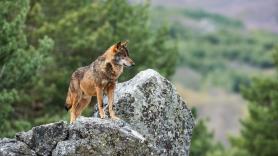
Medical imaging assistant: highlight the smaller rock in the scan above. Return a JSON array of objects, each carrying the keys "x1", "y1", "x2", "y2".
[
  {"x1": 16, "y1": 121, "x2": 68, "y2": 156},
  {"x1": 0, "y1": 138, "x2": 36, "y2": 156},
  {"x1": 52, "y1": 117, "x2": 158, "y2": 156}
]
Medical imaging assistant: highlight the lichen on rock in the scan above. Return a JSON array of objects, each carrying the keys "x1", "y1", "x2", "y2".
[
  {"x1": 0, "y1": 138, "x2": 36, "y2": 156},
  {"x1": 97, "y1": 69, "x2": 195, "y2": 155},
  {"x1": 53, "y1": 117, "x2": 156, "y2": 156}
]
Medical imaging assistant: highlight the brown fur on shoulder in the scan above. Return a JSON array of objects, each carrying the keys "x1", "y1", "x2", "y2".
[{"x1": 65, "y1": 41, "x2": 135, "y2": 123}]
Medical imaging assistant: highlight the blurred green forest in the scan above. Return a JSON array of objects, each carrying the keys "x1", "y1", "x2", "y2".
[
  {"x1": 151, "y1": 6, "x2": 278, "y2": 156},
  {"x1": 153, "y1": 7, "x2": 278, "y2": 92},
  {"x1": 190, "y1": 48, "x2": 278, "y2": 156},
  {"x1": 0, "y1": 0, "x2": 177, "y2": 137}
]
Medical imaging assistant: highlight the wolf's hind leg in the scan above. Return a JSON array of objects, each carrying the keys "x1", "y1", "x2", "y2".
[
  {"x1": 74, "y1": 95, "x2": 91, "y2": 119},
  {"x1": 70, "y1": 110, "x2": 76, "y2": 124},
  {"x1": 69, "y1": 90, "x2": 82, "y2": 124}
]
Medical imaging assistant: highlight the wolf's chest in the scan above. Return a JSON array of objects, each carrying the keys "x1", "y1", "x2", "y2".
[
  {"x1": 101, "y1": 79, "x2": 110, "y2": 86},
  {"x1": 104, "y1": 62, "x2": 123, "y2": 79},
  {"x1": 90, "y1": 61, "x2": 122, "y2": 85}
]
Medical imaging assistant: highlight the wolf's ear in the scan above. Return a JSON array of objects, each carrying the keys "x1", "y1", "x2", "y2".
[
  {"x1": 121, "y1": 40, "x2": 128, "y2": 47},
  {"x1": 115, "y1": 41, "x2": 122, "y2": 50}
]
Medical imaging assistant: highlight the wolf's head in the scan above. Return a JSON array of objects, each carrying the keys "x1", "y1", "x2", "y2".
[{"x1": 112, "y1": 41, "x2": 135, "y2": 67}]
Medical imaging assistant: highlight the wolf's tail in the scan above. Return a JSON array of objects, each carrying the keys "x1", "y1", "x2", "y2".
[
  {"x1": 65, "y1": 82, "x2": 73, "y2": 111},
  {"x1": 65, "y1": 78, "x2": 81, "y2": 111}
]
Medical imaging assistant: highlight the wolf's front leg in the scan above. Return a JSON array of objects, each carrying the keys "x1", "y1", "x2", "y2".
[
  {"x1": 96, "y1": 86, "x2": 105, "y2": 119},
  {"x1": 108, "y1": 83, "x2": 119, "y2": 120},
  {"x1": 70, "y1": 110, "x2": 76, "y2": 124}
]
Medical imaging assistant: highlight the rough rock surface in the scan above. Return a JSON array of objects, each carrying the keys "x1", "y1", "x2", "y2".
[
  {"x1": 16, "y1": 121, "x2": 68, "y2": 156},
  {"x1": 0, "y1": 69, "x2": 194, "y2": 156},
  {"x1": 98, "y1": 69, "x2": 195, "y2": 155},
  {"x1": 0, "y1": 138, "x2": 36, "y2": 156},
  {"x1": 53, "y1": 117, "x2": 156, "y2": 156}
]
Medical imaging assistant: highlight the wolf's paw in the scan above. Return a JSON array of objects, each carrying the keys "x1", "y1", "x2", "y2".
[
  {"x1": 99, "y1": 111, "x2": 106, "y2": 119},
  {"x1": 99, "y1": 115, "x2": 106, "y2": 119}
]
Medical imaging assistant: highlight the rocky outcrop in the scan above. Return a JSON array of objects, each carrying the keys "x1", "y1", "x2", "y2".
[
  {"x1": 0, "y1": 69, "x2": 194, "y2": 156},
  {"x1": 96, "y1": 69, "x2": 195, "y2": 155}
]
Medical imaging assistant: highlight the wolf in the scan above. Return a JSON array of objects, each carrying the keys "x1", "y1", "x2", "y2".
[{"x1": 65, "y1": 41, "x2": 135, "y2": 123}]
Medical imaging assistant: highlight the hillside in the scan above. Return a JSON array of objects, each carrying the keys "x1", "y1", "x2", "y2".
[
  {"x1": 152, "y1": 0, "x2": 278, "y2": 33},
  {"x1": 150, "y1": 4, "x2": 278, "y2": 145}
]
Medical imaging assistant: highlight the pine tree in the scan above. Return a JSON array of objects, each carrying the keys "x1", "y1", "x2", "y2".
[
  {"x1": 230, "y1": 47, "x2": 278, "y2": 156},
  {"x1": 0, "y1": 0, "x2": 178, "y2": 137},
  {"x1": 25, "y1": 0, "x2": 178, "y2": 115},
  {"x1": 30, "y1": 0, "x2": 177, "y2": 78},
  {"x1": 0, "y1": 0, "x2": 53, "y2": 137},
  {"x1": 190, "y1": 108, "x2": 223, "y2": 156}
]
